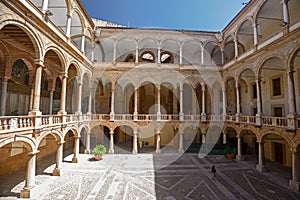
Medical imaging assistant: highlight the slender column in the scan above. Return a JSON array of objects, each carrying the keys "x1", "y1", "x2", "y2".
[
  {"x1": 234, "y1": 39, "x2": 239, "y2": 58},
  {"x1": 287, "y1": 70, "x2": 296, "y2": 116},
  {"x1": 66, "y1": 14, "x2": 72, "y2": 37},
  {"x1": 157, "y1": 47, "x2": 161, "y2": 64},
  {"x1": 192, "y1": 88, "x2": 196, "y2": 116},
  {"x1": 256, "y1": 79, "x2": 262, "y2": 126},
  {"x1": 20, "y1": 151, "x2": 38, "y2": 198},
  {"x1": 256, "y1": 141, "x2": 266, "y2": 172},
  {"x1": 81, "y1": 34, "x2": 86, "y2": 52},
  {"x1": 49, "y1": 90, "x2": 54, "y2": 115},
  {"x1": 223, "y1": 133, "x2": 227, "y2": 144},
  {"x1": 222, "y1": 85, "x2": 226, "y2": 115},
  {"x1": 157, "y1": 85, "x2": 161, "y2": 115},
  {"x1": 236, "y1": 136, "x2": 244, "y2": 161},
  {"x1": 202, "y1": 133, "x2": 206, "y2": 144},
  {"x1": 289, "y1": 149, "x2": 300, "y2": 191},
  {"x1": 179, "y1": 86, "x2": 184, "y2": 120},
  {"x1": 201, "y1": 84, "x2": 206, "y2": 121},
  {"x1": 84, "y1": 132, "x2": 91, "y2": 154},
  {"x1": 42, "y1": 0, "x2": 49, "y2": 12},
  {"x1": 0, "y1": 79, "x2": 8, "y2": 116},
  {"x1": 113, "y1": 39, "x2": 117, "y2": 62},
  {"x1": 156, "y1": 130, "x2": 161, "y2": 154},
  {"x1": 179, "y1": 44, "x2": 183, "y2": 65},
  {"x1": 72, "y1": 136, "x2": 80, "y2": 163},
  {"x1": 53, "y1": 142, "x2": 64, "y2": 176},
  {"x1": 109, "y1": 130, "x2": 114, "y2": 154},
  {"x1": 91, "y1": 43, "x2": 95, "y2": 62},
  {"x1": 253, "y1": 23, "x2": 258, "y2": 45},
  {"x1": 29, "y1": 87, "x2": 34, "y2": 111},
  {"x1": 110, "y1": 83, "x2": 115, "y2": 120},
  {"x1": 76, "y1": 80, "x2": 82, "y2": 114},
  {"x1": 87, "y1": 88, "x2": 92, "y2": 114},
  {"x1": 201, "y1": 45, "x2": 204, "y2": 65},
  {"x1": 132, "y1": 131, "x2": 138, "y2": 154},
  {"x1": 281, "y1": 0, "x2": 290, "y2": 25},
  {"x1": 221, "y1": 49, "x2": 225, "y2": 65},
  {"x1": 59, "y1": 74, "x2": 67, "y2": 115},
  {"x1": 135, "y1": 44, "x2": 139, "y2": 64},
  {"x1": 178, "y1": 131, "x2": 184, "y2": 153},
  {"x1": 31, "y1": 64, "x2": 43, "y2": 113},
  {"x1": 134, "y1": 88, "x2": 138, "y2": 120},
  {"x1": 236, "y1": 82, "x2": 240, "y2": 115}
]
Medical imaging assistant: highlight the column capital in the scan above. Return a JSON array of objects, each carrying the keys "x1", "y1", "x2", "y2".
[
  {"x1": 34, "y1": 59, "x2": 44, "y2": 67},
  {"x1": 60, "y1": 72, "x2": 68, "y2": 79},
  {"x1": 28, "y1": 150, "x2": 40, "y2": 156}
]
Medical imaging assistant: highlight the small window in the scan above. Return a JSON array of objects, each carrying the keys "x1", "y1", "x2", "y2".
[
  {"x1": 272, "y1": 77, "x2": 281, "y2": 96},
  {"x1": 161, "y1": 52, "x2": 174, "y2": 64},
  {"x1": 140, "y1": 51, "x2": 155, "y2": 63},
  {"x1": 252, "y1": 83, "x2": 257, "y2": 99}
]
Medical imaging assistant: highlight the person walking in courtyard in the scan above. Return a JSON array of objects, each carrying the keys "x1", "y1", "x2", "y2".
[{"x1": 211, "y1": 165, "x2": 216, "y2": 180}]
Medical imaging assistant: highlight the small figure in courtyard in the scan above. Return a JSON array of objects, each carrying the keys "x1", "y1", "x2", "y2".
[{"x1": 211, "y1": 165, "x2": 216, "y2": 180}]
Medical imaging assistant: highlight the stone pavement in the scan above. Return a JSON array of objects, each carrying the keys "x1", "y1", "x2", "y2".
[{"x1": 0, "y1": 153, "x2": 300, "y2": 200}]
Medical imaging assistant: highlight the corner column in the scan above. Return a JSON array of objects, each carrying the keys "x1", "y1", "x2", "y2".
[
  {"x1": 72, "y1": 136, "x2": 80, "y2": 163},
  {"x1": 289, "y1": 149, "x2": 300, "y2": 191},
  {"x1": 53, "y1": 142, "x2": 64, "y2": 176}
]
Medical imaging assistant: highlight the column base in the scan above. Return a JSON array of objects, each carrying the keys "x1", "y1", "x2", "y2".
[
  {"x1": 20, "y1": 188, "x2": 31, "y2": 198},
  {"x1": 156, "y1": 149, "x2": 161, "y2": 154},
  {"x1": 72, "y1": 157, "x2": 78, "y2": 163},
  {"x1": 52, "y1": 168, "x2": 61, "y2": 176},
  {"x1": 132, "y1": 149, "x2": 138, "y2": 154},
  {"x1": 84, "y1": 149, "x2": 90, "y2": 154},
  {"x1": 201, "y1": 113, "x2": 207, "y2": 121},
  {"x1": 256, "y1": 164, "x2": 267, "y2": 173},
  {"x1": 289, "y1": 179, "x2": 300, "y2": 191},
  {"x1": 109, "y1": 149, "x2": 114, "y2": 154},
  {"x1": 236, "y1": 155, "x2": 245, "y2": 161},
  {"x1": 57, "y1": 110, "x2": 67, "y2": 115},
  {"x1": 75, "y1": 111, "x2": 82, "y2": 115},
  {"x1": 178, "y1": 148, "x2": 184, "y2": 154}
]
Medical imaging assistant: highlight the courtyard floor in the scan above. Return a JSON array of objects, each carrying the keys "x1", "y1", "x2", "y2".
[{"x1": 0, "y1": 152, "x2": 300, "y2": 200}]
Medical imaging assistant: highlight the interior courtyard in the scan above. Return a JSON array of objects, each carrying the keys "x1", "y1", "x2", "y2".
[{"x1": 1, "y1": 0, "x2": 300, "y2": 199}]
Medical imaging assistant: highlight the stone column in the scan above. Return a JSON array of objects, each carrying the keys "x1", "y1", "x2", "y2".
[
  {"x1": 179, "y1": 44, "x2": 183, "y2": 65},
  {"x1": 135, "y1": 45, "x2": 139, "y2": 64},
  {"x1": 201, "y1": 45, "x2": 204, "y2": 65},
  {"x1": 42, "y1": 0, "x2": 49, "y2": 12},
  {"x1": 289, "y1": 149, "x2": 300, "y2": 191},
  {"x1": 109, "y1": 130, "x2": 114, "y2": 154},
  {"x1": 222, "y1": 84, "x2": 227, "y2": 118},
  {"x1": 134, "y1": 88, "x2": 138, "y2": 121},
  {"x1": 236, "y1": 82, "x2": 240, "y2": 116},
  {"x1": 0, "y1": 78, "x2": 8, "y2": 116},
  {"x1": 29, "y1": 87, "x2": 34, "y2": 111},
  {"x1": 20, "y1": 151, "x2": 38, "y2": 198},
  {"x1": 66, "y1": 14, "x2": 72, "y2": 37},
  {"x1": 49, "y1": 90, "x2": 54, "y2": 115},
  {"x1": 157, "y1": 47, "x2": 161, "y2": 64},
  {"x1": 236, "y1": 136, "x2": 244, "y2": 161},
  {"x1": 201, "y1": 84, "x2": 206, "y2": 121},
  {"x1": 223, "y1": 133, "x2": 227, "y2": 144},
  {"x1": 53, "y1": 142, "x2": 64, "y2": 176},
  {"x1": 287, "y1": 70, "x2": 296, "y2": 129},
  {"x1": 178, "y1": 131, "x2": 184, "y2": 153},
  {"x1": 58, "y1": 74, "x2": 67, "y2": 115},
  {"x1": 281, "y1": 0, "x2": 290, "y2": 25},
  {"x1": 157, "y1": 85, "x2": 161, "y2": 120},
  {"x1": 81, "y1": 34, "x2": 86, "y2": 52},
  {"x1": 113, "y1": 39, "x2": 117, "y2": 63},
  {"x1": 255, "y1": 79, "x2": 262, "y2": 126},
  {"x1": 76, "y1": 80, "x2": 82, "y2": 115},
  {"x1": 221, "y1": 49, "x2": 225, "y2": 65},
  {"x1": 179, "y1": 86, "x2": 184, "y2": 121},
  {"x1": 72, "y1": 136, "x2": 80, "y2": 163},
  {"x1": 156, "y1": 130, "x2": 161, "y2": 154},
  {"x1": 110, "y1": 83, "x2": 115, "y2": 120},
  {"x1": 253, "y1": 23, "x2": 258, "y2": 45},
  {"x1": 202, "y1": 133, "x2": 206, "y2": 144},
  {"x1": 84, "y1": 132, "x2": 91, "y2": 154},
  {"x1": 31, "y1": 64, "x2": 43, "y2": 114},
  {"x1": 256, "y1": 141, "x2": 266, "y2": 172},
  {"x1": 132, "y1": 131, "x2": 138, "y2": 154},
  {"x1": 234, "y1": 39, "x2": 239, "y2": 58},
  {"x1": 87, "y1": 88, "x2": 92, "y2": 115}
]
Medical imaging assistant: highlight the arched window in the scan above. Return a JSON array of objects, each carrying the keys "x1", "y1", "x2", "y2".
[
  {"x1": 161, "y1": 51, "x2": 174, "y2": 64},
  {"x1": 140, "y1": 51, "x2": 155, "y2": 63},
  {"x1": 125, "y1": 54, "x2": 135, "y2": 62}
]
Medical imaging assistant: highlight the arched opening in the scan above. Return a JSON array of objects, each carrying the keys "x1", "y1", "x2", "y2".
[
  {"x1": 114, "y1": 125, "x2": 134, "y2": 154},
  {"x1": 160, "y1": 51, "x2": 174, "y2": 64},
  {"x1": 63, "y1": 130, "x2": 76, "y2": 159},
  {"x1": 237, "y1": 20, "x2": 254, "y2": 53},
  {"x1": 95, "y1": 78, "x2": 112, "y2": 114},
  {"x1": 225, "y1": 78, "x2": 237, "y2": 115},
  {"x1": 116, "y1": 38, "x2": 135, "y2": 62},
  {"x1": 239, "y1": 69, "x2": 256, "y2": 116},
  {"x1": 140, "y1": 51, "x2": 155, "y2": 63},
  {"x1": 66, "y1": 65, "x2": 79, "y2": 114},
  {"x1": 138, "y1": 83, "x2": 156, "y2": 114},
  {"x1": 161, "y1": 39, "x2": 179, "y2": 64},
  {"x1": 204, "y1": 42, "x2": 222, "y2": 66},
  {"x1": 90, "y1": 125, "x2": 110, "y2": 151},
  {"x1": 240, "y1": 129, "x2": 257, "y2": 156}
]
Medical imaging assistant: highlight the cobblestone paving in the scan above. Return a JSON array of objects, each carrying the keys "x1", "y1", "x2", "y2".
[{"x1": 1, "y1": 153, "x2": 300, "y2": 199}]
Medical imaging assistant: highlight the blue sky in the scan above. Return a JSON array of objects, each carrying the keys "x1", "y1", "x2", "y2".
[{"x1": 81, "y1": 0, "x2": 248, "y2": 31}]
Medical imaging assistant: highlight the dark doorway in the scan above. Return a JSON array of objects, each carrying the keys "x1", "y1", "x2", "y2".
[{"x1": 274, "y1": 142, "x2": 284, "y2": 164}]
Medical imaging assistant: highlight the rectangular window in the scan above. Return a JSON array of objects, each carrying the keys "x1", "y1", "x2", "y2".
[
  {"x1": 252, "y1": 83, "x2": 257, "y2": 99},
  {"x1": 272, "y1": 77, "x2": 281, "y2": 96}
]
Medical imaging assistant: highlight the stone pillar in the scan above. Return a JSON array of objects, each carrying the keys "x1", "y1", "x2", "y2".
[
  {"x1": 223, "y1": 133, "x2": 227, "y2": 144},
  {"x1": 281, "y1": 0, "x2": 290, "y2": 25},
  {"x1": 256, "y1": 141, "x2": 267, "y2": 172},
  {"x1": 253, "y1": 23, "x2": 258, "y2": 45},
  {"x1": 20, "y1": 151, "x2": 38, "y2": 198},
  {"x1": 157, "y1": 85, "x2": 161, "y2": 120},
  {"x1": 135, "y1": 44, "x2": 139, "y2": 64},
  {"x1": 156, "y1": 130, "x2": 161, "y2": 154},
  {"x1": 109, "y1": 130, "x2": 114, "y2": 154},
  {"x1": 58, "y1": 73, "x2": 67, "y2": 115},
  {"x1": 236, "y1": 136, "x2": 244, "y2": 161},
  {"x1": 287, "y1": 70, "x2": 296, "y2": 129},
  {"x1": 110, "y1": 84, "x2": 115, "y2": 120},
  {"x1": 42, "y1": 0, "x2": 49, "y2": 12},
  {"x1": 179, "y1": 86, "x2": 184, "y2": 121},
  {"x1": 113, "y1": 39, "x2": 117, "y2": 63},
  {"x1": 29, "y1": 87, "x2": 34, "y2": 111},
  {"x1": 179, "y1": 44, "x2": 183, "y2": 65},
  {"x1": 234, "y1": 39, "x2": 239, "y2": 58},
  {"x1": 81, "y1": 34, "x2": 86, "y2": 52},
  {"x1": 132, "y1": 131, "x2": 138, "y2": 154},
  {"x1": 201, "y1": 84, "x2": 206, "y2": 120},
  {"x1": 157, "y1": 47, "x2": 161, "y2": 64},
  {"x1": 202, "y1": 132, "x2": 206, "y2": 144},
  {"x1": 201, "y1": 45, "x2": 204, "y2": 65},
  {"x1": 236, "y1": 82, "x2": 241, "y2": 116},
  {"x1": 221, "y1": 50, "x2": 225, "y2": 65},
  {"x1": 66, "y1": 14, "x2": 72, "y2": 37},
  {"x1": 53, "y1": 142, "x2": 64, "y2": 176},
  {"x1": 222, "y1": 85, "x2": 227, "y2": 117},
  {"x1": 72, "y1": 136, "x2": 80, "y2": 163},
  {"x1": 49, "y1": 90, "x2": 54, "y2": 115},
  {"x1": 31, "y1": 64, "x2": 43, "y2": 114},
  {"x1": 84, "y1": 132, "x2": 91, "y2": 154},
  {"x1": 134, "y1": 88, "x2": 138, "y2": 121},
  {"x1": 91, "y1": 43, "x2": 95, "y2": 62},
  {"x1": 76, "y1": 80, "x2": 82, "y2": 115},
  {"x1": 289, "y1": 149, "x2": 300, "y2": 191},
  {"x1": 255, "y1": 79, "x2": 262, "y2": 126},
  {"x1": 0, "y1": 78, "x2": 8, "y2": 116},
  {"x1": 178, "y1": 131, "x2": 184, "y2": 153},
  {"x1": 87, "y1": 88, "x2": 92, "y2": 115}
]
